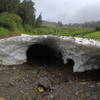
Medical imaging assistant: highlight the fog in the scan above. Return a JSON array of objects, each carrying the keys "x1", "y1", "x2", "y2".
[{"x1": 34, "y1": 0, "x2": 100, "y2": 24}]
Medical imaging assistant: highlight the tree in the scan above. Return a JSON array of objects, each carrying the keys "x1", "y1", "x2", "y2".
[
  {"x1": 18, "y1": 0, "x2": 35, "y2": 26},
  {"x1": 35, "y1": 14, "x2": 42, "y2": 27},
  {"x1": 0, "y1": 0, "x2": 20, "y2": 14},
  {"x1": 58, "y1": 21, "x2": 63, "y2": 27}
]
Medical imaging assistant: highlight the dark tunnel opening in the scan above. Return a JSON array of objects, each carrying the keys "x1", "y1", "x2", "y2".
[
  {"x1": 26, "y1": 44, "x2": 63, "y2": 65},
  {"x1": 67, "y1": 59, "x2": 75, "y2": 67}
]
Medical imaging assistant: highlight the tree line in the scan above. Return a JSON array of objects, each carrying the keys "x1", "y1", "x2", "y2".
[
  {"x1": 0, "y1": 0, "x2": 42, "y2": 27},
  {"x1": 64, "y1": 21, "x2": 100, "y2": 29}
]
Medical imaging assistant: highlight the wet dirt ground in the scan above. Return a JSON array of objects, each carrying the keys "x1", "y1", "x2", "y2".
[{"x1": 0, "y1": 62, "x2": 100, "y2": 100}]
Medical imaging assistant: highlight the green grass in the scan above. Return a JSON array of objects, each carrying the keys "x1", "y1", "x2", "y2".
[
  {"x1": 0, "y1": 27, "x2": 10, "y2": 35},
  {"x1": 26, "y1": 26, "x2": 96, "y2": 37},
  {"x1": 0, "y1": 26, "x2": 21, "y2": 37},
  {"x1": 0, "y1": 12, "x2": 23, "y2": 33},
  {"x1": 0, "y1": 23, "x2": 98, "y2": 39},
  {"x1": 83, "y1": 31, "x2": 100, "y2": 39}
]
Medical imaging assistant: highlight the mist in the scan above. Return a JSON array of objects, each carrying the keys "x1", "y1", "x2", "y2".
[{"x1": 34, "y1": 0, "x2": 100, "y2": 24}]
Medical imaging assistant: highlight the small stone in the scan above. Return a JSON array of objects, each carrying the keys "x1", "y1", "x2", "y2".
[
  {"x1": 37, "y1": 87, "x2": 45, "y2": 93},
  {"x1": 88, "y1": 85, "x2": 94, "y2": 88},
  {"x1": 0, "y1": 97, "x2": 5, "y2": 100},
  {"x1": 75, "y1": 91, "x2": 90, "y2": 97},
  {"x1": 49, "y1": 94, "x2": 54, "y2": 99},
  {"x1": 75, "y1": 91, "x2": 80, "y2": 96},
  {"x1": 9, "y1": 82, "x2": 15, "y2": 86},
  {"x1": 85, "y1": 92, "x2": 90, "y2": 97},
  {"x1": 80, "y1": 82, "x2": 87, "y2": 85},
  {"x1": 96, "y1": 82, "x2": 100, "y2": 86},
  {"x1": 37, "y1": 84, "x2": 46, "y2": 93}
]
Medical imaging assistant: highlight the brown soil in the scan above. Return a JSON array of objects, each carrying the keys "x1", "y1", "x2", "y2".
[{"x1": 0, "y1": 63, "x2": 100, "y2": 100}]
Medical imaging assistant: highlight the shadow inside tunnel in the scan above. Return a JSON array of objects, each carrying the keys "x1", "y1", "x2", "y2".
[{"x1": 26, "y1": 43, "x2": 63, "y2": 65}]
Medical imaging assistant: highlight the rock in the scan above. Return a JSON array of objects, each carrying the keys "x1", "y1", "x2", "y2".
[
  {"x1": 0, "y1": 34, "x2": 99, "y2": 72},
  {"x1": 37, "y1": 84, "x2": 51, "y2": 93},
  {"x1": 37, "y1": 84, "x2": 47, "y2": 93},
  {"x1": 96, "y1": 82, "x2": 100, "y2": 86},
  {"x1": 80, "y1": 82, "x2": 87, "y2": 85},
  {"x1": 75, "y1": 91, "x2": 81, "y2": 96},
  {"x1": 75, "y1": 91, "x2": 90, "y2": 97},
  {"x1": 0, "y1": 97, "x2": 5, "y2": 100}
]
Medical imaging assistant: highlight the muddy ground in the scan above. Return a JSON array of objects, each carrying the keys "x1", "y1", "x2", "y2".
[{"x1": 0, "y1": 62, "x2": 100, "y2": 100}]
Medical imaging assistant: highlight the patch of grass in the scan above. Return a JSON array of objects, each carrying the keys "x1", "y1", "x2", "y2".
[
  {"x1": 83, "y1": 31, "x2": 100, "y2": 39},
  {"x1": 26, "y1": 26, "x2": 96, "y2": 37},
  {"x1": 0, "y1": 27, "x2": 10, "y2": 35},
  {"x1": 0, "y1": 27, "x2": 21, "y2": 38}
]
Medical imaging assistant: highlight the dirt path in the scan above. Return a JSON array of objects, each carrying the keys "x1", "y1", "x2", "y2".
[{"x1": 0, "y1": 63, "x2": 100, "y2": 100}]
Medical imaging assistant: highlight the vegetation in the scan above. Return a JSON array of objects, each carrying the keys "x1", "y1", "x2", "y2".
[
  {"x1": 95, "y1": 26, "x2": 100, "y2": 31},
  {"x1": 83, "y1": 31, "x2": 100, "y2": 39},
  {"x1": 0, "y1": 12, "x2": 23, "y2": 33},
  {"x1": 35, "y1": 14, "x2": 42, "y2": 27},
  {"x1": 0, "y1": 0, "x2": 20, "y2": 14},
  {"x1": 0, "y1": 0, "x2": 42, "y2": 28},
  {"x1": 23, "y1": 25, "x2": 97, "y2": 37},
  {"x1": 0, "y1": 0, "x2": 100, "y2": 39},
  {"x1": 18, "y1": 0, "x2": 35, "y2": 26},
  {"x1": 0, "y1": 27, "x2": 10, "y2": 35}
]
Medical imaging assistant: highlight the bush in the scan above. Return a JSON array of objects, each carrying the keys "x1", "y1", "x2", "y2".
[
  {"x1": 0, "y1": 12, "x2": 23, "y2": 32},
  {"x1": 0, "y1": 27, "x2": 10, "y2": 35},
  {"x1": 23, "y1": 24, "x2": 33, "y2": 33},
  {"x1": 95, "y1": 26, "x2": 100, "y2": 31}
]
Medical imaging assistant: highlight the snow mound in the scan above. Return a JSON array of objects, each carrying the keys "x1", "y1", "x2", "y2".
[{"x1": 0, "y1": 34, "x2": 100, "y2": 72}]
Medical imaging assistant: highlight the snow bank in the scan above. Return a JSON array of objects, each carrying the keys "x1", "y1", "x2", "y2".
[{"x1": 0, "y1": 34, "x2": 100, "y2": 72}]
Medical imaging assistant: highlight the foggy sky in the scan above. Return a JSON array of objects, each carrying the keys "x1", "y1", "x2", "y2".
[{"x1": 34, "y1": 0, "x2": 100, "y2": 24}]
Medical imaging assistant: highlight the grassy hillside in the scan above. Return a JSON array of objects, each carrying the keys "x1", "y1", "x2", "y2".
[
  {"x1": 26, "y1": 26, "x2": 96, "y2": 37},
  {"x1": 0, "y1": 12, "x2": 23, "y2": 35},
  {"x1": 83, "y1": 31, "x2": 100, "y2": 39},
  {"x1": 0, "y1": 12, "x2": 100, "y2": 39}
]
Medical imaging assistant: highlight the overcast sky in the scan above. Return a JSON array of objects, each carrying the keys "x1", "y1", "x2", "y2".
[{"x1": 34, "y1": 0, "x2": 100, "y2": 24}]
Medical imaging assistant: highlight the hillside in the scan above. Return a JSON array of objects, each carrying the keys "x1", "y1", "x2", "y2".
[{"x1": 0, "y1": 13, "x2": 100, "y2": 39}]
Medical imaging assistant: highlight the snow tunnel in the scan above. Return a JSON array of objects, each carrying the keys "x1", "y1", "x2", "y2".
[
  {"x1": 26, "y1": 43, "x2": 63, "y2": 65},
  {"x1": 25, "y1": 36, "x2": 76, "y2": 68},
  {"x1": 0, "y1": 34, "x2": 99, "y2": 72}
]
